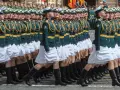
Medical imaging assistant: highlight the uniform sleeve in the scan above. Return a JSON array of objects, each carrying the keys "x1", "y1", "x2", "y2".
[
  {"x1": 43, "y1": 24, "x2": 49, "y2": 52},
  {"x1": 94, "y1": 21, "x2": 101, "y2": 51}
]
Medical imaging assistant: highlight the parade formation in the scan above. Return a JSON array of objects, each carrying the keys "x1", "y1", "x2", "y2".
[{"x1": 0, "y1": 0, "x2": 120, "y2": 87}]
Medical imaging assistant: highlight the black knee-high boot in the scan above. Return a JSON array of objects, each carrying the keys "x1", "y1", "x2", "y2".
[
  {"x1": 101, "y1": 66, "x2": 106, "y2": 75},
  {"x1": 43, "y1": 68, "x2": 52, "y2": 78},
  {"x1": 54, "y1": 69, "x2": 67, "y2": 86},
  {"x1": 82, "y1": 58, "x2": 87, "y2": 68},
  {"x1": 109, "y1": 69, "x2": 120, "y2": 86},
  {"x1": 60, "y1": 67, "x2": 72, "y2": 84},
  {"x1": 16, "y1": 62, "x2": 29, "y2": 80},
  {"x1": 0, "y1": 64, "x2": 6, "y2": 76},
  {"x1": 33, "y1": 71, "x2": 40, "y2": 84},
  {"x1": 119, "y1": 66, "x2": 120, "y2": 74},
  {"x1": 27, "y1": 60, "x2": 34, "y2": 69},
  {"x1": 69, "y1": 64, "x2": 79, "y2": 80},
  {"x1": 115, "y1": 67, "x2": 120, "y2": 83},
  {"x1": 23, "y1": 67, "x2": 38, "y2": 86},
  {"x1": 33, "y1": 67, "x2": 46, "y2": 84},
  {"x1": 77, "y1": 69, "x2": 88, "y2": 87},
  {"x1": 11, "y1": 66, "x2": 22, "y2": 83},
  {"x1": 66, "y1": 66, "x2": 76, "y2": 82},
  {"x1": 72, "y1": 63, "x2": 80, "y2": 78},
  {"x1": 6, "y1": 67, "x2": 18, "y2": 84},
  {"x1": 76, "y1": 61, "x2": 82, "y2": 75},
  {"x1": 84, "y1": 69, "x2": 93, "y2": 85},
  {"x1": 48, "y1": 65, "x2": 53, "y2": 75},
  {"x1": 91, "y1": 68, "x2": 99, "y2": 81},
  {"x1": 87, "y1": 69, "x2": 93, "y2": 84},
  {"x1": 98, "y1": 66, "x2": 104, "y2": 77},
  {"x1": 104, "y1": 64, "x2": 109, "y2": 74},
  {"x1": 81, "y1": 60, "x2": 85, "y2": 69},
  {"x1": 94, "y1": 67, "x2": 102, "y2": 79},
  {"x1": 43, "y1": 66, "x2": 53, "y2": 78}
]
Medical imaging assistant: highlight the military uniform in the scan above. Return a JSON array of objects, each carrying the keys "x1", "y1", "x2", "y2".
[
  {"x1": 88, "y1": 8, "x2": 116, "y2": 64},
  {"x1": 108, "y1": 19, "x2": 117, "y2": 60},
  {"x1": 54, "y1": 10, "x2": 66, "y2": 61},
  {"x1": 21, "y1": 20, "x2": 31, "y2": 54},
  {"x1": 0, "y1": 20, "x2": 10, "y2": 63},
  {"x1": 115, "y1": 17, "x2": 120, "y2": 59},
  {"x1": 66, "y1": 20, "x2": 76, "y2": 57},
  {"x1": 88, "y1": 9, "x2": 96, "y2": 29},
  {"x1": 59, "y1": 18, "x2": 69, "y2": 60},
  {"x1": 4, "y1": 21, "x2": 20, "y2": 59},
  {"x1": 76, "y1": 15, "x2": 84, "y2": 52},
  {"x1": 35, "y1": 8, "x2": 59, "y2": 64}
]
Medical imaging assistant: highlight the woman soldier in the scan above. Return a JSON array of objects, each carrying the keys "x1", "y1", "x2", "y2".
[
  {"x1": 77, "y1": 7, "x2": 120, "y2": 87},
  {"x1": 23, "y1": 7, "x2": 66, "y2": 86}
]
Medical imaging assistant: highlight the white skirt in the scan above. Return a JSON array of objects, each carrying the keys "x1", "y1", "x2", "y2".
[
  {"x1": 56, "y1": 46, "x2": 67, "y2": 61},
  {"x1": 87, "y1": 38, "x2": 93, "y2": 49},
  {"x1": 17, "y1": 44, "x2": 26, "y2": 56},
  {"x1": 31, "y1": 41, "x2": 37, "y2": 50},
  {"x1": 66, "y1": 44, "x2": 75, "y2": 56},
  {"x1": 27, "y1": 42, "x2": 36, "y2": 53},
  {"x1": 6, "y1": 44, "x2": 20, "y2": 58},
  {"x1": 73, "y1": 44, "x2": 79, "y2": 53},
  {"x1": 109, "y1": 47, "x2": 118, "y2": 60},
  {"x1": 36, "y1": 41, "x2": 40, "y2": 50},
  {"x1": 117, "y1": 45, "x2": 120, "y2": 59},
  {"x1": 82, "y1": 39, "x2": 88, "y2": 50},
  {"x1": 113, "y1": 44, "x2": 120, "y2": 59},
  {"x1": 0, "y1": 47, "x2": 10, "y2": 63},
  {"x1": 88, "y1": 45, "x2": 114, "y2": 64},
  {"x1": 22, "y1": 43, "x2": 31, "y2": 54},
  {"x1": 63, "y1": 45, "x2": 70, "y2": 57},
  {"x1": 77, "y1": 41, "x2": 82, "y2": 51},
  {"x1": 77, "y1": 40, "x2": 86, "y2": 51},
  {"x1": 32, "y1": 41, "x2": 40, "y2": 50},
  {"x1": 35, "y1": 46, "x2": 59, "y2": 64}
]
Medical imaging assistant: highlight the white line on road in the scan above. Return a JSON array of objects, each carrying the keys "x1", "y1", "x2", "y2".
[{"x1": 1, "y1": 84, "x2": 116, "y2": 88}]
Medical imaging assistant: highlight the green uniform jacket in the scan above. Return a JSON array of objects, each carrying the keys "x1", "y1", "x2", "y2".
[
  {"x1": 41, "y1": 20, "x2": 56, "y2": 52},
  {"x1": 93, "y1": 19, "x2": 101, "y2": 50},
  {"x1": 0, "y1": 22, "x2": 5, "y2": 47},
  {"x1": 55, "y1": 20, "x2": 61, "y2": 47}
]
